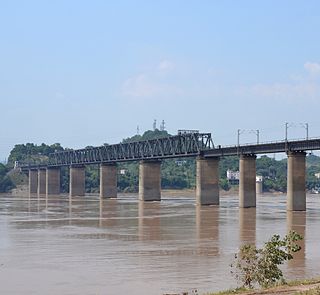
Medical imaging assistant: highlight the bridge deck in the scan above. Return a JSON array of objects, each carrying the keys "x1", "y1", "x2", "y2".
[{"x1": 204, "y1": 138, "x2": 320, "y2": 158}]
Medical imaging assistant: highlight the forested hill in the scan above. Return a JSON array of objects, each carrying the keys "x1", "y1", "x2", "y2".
[
  {"x1": 7, "y1": 143, "x2": 64, "y2": 168},
  {"x1": 4, "y1": 130, "x2": 320, "y2": 193},
  {"x1": 122, "y1": 129, "x2": 170, "y2": 143},
  {"x1": 0, "y1": 164, "x2": 15, "y2": 193}
]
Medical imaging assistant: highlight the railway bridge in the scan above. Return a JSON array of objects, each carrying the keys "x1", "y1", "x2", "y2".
[{"x1": 20, "y1": 131, "x2": 320, "y2": 211}]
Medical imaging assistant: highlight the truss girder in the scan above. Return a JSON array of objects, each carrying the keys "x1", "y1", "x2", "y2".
[{"x1": 46, "y1": 133, "x2": 213, "y2": 167}]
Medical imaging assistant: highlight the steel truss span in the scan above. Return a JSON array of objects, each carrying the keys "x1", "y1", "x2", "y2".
[{"x1": 47, "y1": 133, "x2": 213, "y2": 167}]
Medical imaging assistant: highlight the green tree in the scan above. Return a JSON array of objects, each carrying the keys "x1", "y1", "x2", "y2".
[
  {"x1": 231, "y1": 231, "x2": 303, "y2": 289},
  {"x1": 0, "y1": 164, "x2": 15, "y2": 192}
]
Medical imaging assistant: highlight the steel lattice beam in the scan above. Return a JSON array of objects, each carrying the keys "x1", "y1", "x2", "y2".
[{"x1": 26, "y1": 133, "x2": 213, "y2": 168}]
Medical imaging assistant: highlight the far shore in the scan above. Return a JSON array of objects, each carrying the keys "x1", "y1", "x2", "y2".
[
  {"x1": 6, "y1": 185, "x2": 289, "y2": 197},
  {"x1": 4, "y1": 185, "x2": 305, "y2": 197}
]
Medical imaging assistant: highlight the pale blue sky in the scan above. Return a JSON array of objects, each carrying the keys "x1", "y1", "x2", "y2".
[{"x1": 1, "y1": 0, "x2": 320, "y2": 161}]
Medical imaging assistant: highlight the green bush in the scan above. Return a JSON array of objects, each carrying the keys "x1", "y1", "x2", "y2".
[{"x1": 231, "y1": 231, "x2": 303, "y2": 288}]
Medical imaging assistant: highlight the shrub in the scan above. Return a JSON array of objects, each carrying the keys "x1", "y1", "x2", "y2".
[{"x1": 231, "y1": 230, "x2": 303, "y2": 288}]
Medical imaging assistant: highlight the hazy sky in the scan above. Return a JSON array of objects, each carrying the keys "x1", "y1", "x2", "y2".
[{"x1": 1, "y1": 0, "x2": 320, "y2": 161}]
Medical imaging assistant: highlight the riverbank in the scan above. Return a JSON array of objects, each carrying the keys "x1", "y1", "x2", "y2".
[
  {"x1": 165, "y1": 279, "x2": 320, "y2": 295},
  {"x1": 206, "y1": 279, "x2": 320, "y2": 295}
]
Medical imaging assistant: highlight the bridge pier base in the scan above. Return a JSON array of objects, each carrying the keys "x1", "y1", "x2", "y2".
[
  {"x1": 287, "y1": 152, "x2": 306, "y2": 211},
  {"x1": 70, "y1": 165, "x2": 85, "y2": 197},
  {"x1": 139, "y1": 160, "x2": 161, "y2": 201},
  {"x1": 46, "y1": 167, "x2": 60, "y2": 195},
  {"x1": 196, "y1": 157, "x2": 220, "y2": 205},
  {"x1": 37, "y1": 168, "x2": 46, "y2": 195},
  {"x1": 100, "y1": 163, "x2": 117, "y2": 198},
  {"x1": 29, "y1": 169, "x2": 38, "y2": 194},
  {"x1": 239, "y1": 154, "x2": 256, "y2": 208}
]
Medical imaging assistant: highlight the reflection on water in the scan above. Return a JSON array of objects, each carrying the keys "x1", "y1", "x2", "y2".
[
  {"x1": 0, "y1": 193, "x2": 319, "y2": 295},
  {"x1": 239, "y1": 208, "x2": 256, "y2": 244},
  {"x1": 287, "y1": 211, "x2": 307, "y2": 276},
  {"x1": 99, "y1": 198, "x2": 118, "y2": 228},
  {"x1": 196, "y1": 205, "x2": 219, "y2": 255},
  {"x1": 138, "y1": 201, "x2": 161, "y2": 241}
]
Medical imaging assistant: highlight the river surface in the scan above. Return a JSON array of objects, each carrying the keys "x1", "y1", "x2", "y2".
[{"x1": 0, "y1": 192, "x2": 319, "y2": 295}]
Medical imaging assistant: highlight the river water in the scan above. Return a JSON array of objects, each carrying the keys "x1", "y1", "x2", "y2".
[{"x1": 0, "y1": 192, "x2": 319, "y2": 295}]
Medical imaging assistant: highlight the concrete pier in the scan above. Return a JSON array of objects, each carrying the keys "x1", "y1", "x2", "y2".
[
  {"x1": 287, "y1": 151, "x2": 306, "y2": 211},
  {"x1": 46, "y1": 167, "x2": 60, "y2": 195},
  {"x1": 256, "y1": 181, "x2": 263, "y2": 194},
  {"x1": 29, "y1": 169, "x2": 38, "y2": 194},
  {"x1": 37, "y1": 169, "x2": 47, "y2": 195},
  {"x1": 69, "y1": 165, "x2": 85, "y2": 197},
  {"x1": 196, "y1": 157, "x2": 219, "y2": 205},
  {"x1": 100, "y1": 163, "x2": 117, "y2": 198},
  {"x1": 239, "y1": 154, "x2": 256, "y2": 208},
  {"x1": 139, "y1": 160, "x2": 161, "y2": 201}
]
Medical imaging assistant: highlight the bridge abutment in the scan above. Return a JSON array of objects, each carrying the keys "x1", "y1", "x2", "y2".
[
  {"x1": 37, "y1": 168, "x2": 46, "y2": 195},
  {"x1": 139, "y1": 160, "x2": 161, "y2": 201},
  {"x1": 69, "y1": 165, "x2": 85, "y2": 197},
  {"x1": 196, "y1": 157, "x2": 220, "y2": 205},
  {"x1": 287, "y1": 151, "x2": 306, "y2": 211},
  {"x1": 100, "y1": 163, "x2": 117, "y2": 198},
  {"x1": 46, "y1": 167, "x2": 60, "y2": 195},
  {"x1": 29, "y1": 169, "x2": 38, "y2": 194},
  {"x1": 239, "y1": 154, "x2": 256, "y2": 208}
]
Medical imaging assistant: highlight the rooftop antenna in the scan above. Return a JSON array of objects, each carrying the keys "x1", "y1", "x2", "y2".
[
  {"x1": 153, "y1": 119, "x2": 157, "y2": 131},
  {"x1": 160, "y1": 120, "x2": 165, "y2": 131}
]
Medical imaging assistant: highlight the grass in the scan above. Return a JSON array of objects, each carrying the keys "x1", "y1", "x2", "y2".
[
  {"x1": 294, "y1": 287, "x2": 320, "y2": 295},
  {"x1": 287, "y1": 279, "x2": 320, "y2": 287},
  {"x1": 204, "y1": 278, "x2": 320, "y2": 295},
  {"x1": 204, "y1": 287, "x2": 248, "y2": 295}
]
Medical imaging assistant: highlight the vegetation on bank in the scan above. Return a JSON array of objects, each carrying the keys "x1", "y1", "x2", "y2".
[
  {"x1": 231, "y1": 231, "x2": 303, "y2": 288},
  {"x1": 205, "y1": 232, "x2": 318, "y2": 295},
  {"x1": 205, "y1": 278, "x2": 320, "y2": 295},
  {"x1": 0, "y1": 163, "x2": 15, "y2": 192},
  {"x1": 5, "y1": 130, "x2": 320, "y2": 193},
  {"x1": 169, "y1": 231, "x2": 317, "y2": 295}
]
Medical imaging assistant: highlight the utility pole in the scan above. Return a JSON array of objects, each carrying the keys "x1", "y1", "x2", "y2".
[
  {"x1": 285, "y1": 122, "x2": 309, "y2": 141},
  {"x1": 237, "y1": 129, "x2": 241, "y2": 147},
  {"x1": 301, "y1": 123, "x2": 309, "y2": 140},
  {"x1": 237, "y1": 129, "x2": 260, "y2": 146}
]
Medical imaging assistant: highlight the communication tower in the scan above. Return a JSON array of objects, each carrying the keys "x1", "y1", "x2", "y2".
[
  {"x1": 153, "y1": 119, "x2": 157, "y2": 131},
  {"x1": 160, "y1": 120, "x2": 165, "y2": 131}
]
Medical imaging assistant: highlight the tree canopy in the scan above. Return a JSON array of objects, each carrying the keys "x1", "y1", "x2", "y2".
[{"x1": 0, "y1": 164, "x2": 15, "y2": 192}]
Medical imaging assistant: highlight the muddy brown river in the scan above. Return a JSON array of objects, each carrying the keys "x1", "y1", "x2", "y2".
[{"x1": 0, "y1": 192, "x2": 319, "y2": 294}]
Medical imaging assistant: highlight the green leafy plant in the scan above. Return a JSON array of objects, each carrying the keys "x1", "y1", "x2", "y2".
[{"x1": 231, "y1": 230, "x2": 303, "y2": 289}]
